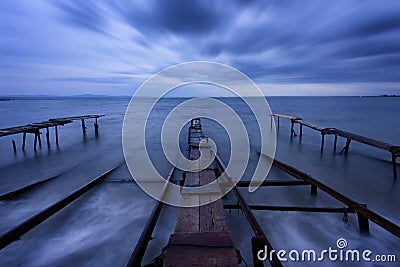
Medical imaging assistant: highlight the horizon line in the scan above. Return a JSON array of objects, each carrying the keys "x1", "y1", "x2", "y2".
[{"x1": 1, "y1": 94, "x2": 397, "y2": 98}]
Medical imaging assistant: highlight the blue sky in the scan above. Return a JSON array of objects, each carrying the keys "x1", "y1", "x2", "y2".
[{"x1": 1, "y1": 0, "x2": 400, "y2": 96}]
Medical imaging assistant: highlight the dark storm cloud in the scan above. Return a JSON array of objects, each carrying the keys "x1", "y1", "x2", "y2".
[
  {"x1": 52, "y1": 0, "x2": 400, "y2": 80},
  {"x1": 108, "y1": 0, "x2": 225, "y2": 35},
  {"x1": 1, "y1": 0, "x2": 400, "y2": 95},
  {"x1": 345, "y1": 11, "x2": 400, "y2": 38}
]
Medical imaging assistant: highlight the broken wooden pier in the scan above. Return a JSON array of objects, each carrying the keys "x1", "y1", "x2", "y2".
[
  {"x1": 0, "y1": 115, "x2": 104, "y2": 153},
  {"x1": 128, "y1": 118, "x2": 241, "y2": 267},
  {"x1": 162, "y1": 118, "x2": 238, "y2": 266},
  {"x1": 128, "y1": 118, "x2": 400, "y2": 267},
  {"x1": 1, "y1": 116, "x2": 398, "y2": 266},
  {"x1": 271, "y1": 113, "x2": 400, "y2": 179}
]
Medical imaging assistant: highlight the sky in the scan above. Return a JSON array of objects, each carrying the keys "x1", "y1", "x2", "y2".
[{"x1": 0, "y1": 0, "x2": 400, "y2": 96}]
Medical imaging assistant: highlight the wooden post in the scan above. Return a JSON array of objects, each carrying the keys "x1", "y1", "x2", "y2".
[
  {"x1": 55, "y1": 126, "x2": 59, "y2": 145},
  {"x1": 277, "y1": 117, "x2": 280, "y2": 130},
  {"x1": 37, "y1": 130, "x2": 42, "y2": 148},
  {"x1": 22, "y1": 132, "x2": 26, "y2": 150},
  {"x1": 12, "y1": 140, "x2": 17, "y2": 154},
  {"x1": 392, "y1": 153, "x2": 398, "y2": 180},
  {"x1": 290, "y1": 120, "x2": 295, "y2": 137},
  {"x1": 333, "y1": 134, "x2": 338, "y2": 152},
  {"x1": 46, "y1": 127, "x2": 50, "y2": 147},
  {"x1": 343, "y1": 210, "x2": 349, "y2": 222},
  {"x1": 251, "y1": 235, "x2": 265, "y2": 267},
  {"x1": 311, "y1": 185, "x2": 317, "y2": 196},
  {"x1": 270, "y1": 115, "x2": 272, "y2": 129},
  {"x1": 357, "y1": 204, "x2": 370, "y2": 235},
  {"x1": 344, "y1": 138, "x2": 351, "y2": 154},
  {"x1": 321, "y1": 133, "x2": 325, "y2": 152},
  {"x1": 299, "y1": 124, "x2": 303, "y2": 138},
  {"x1": 94, "y1": 118, "x2": 99, "y2": 135},
  {"x1": 81, "y1": 119, "x2": 86, "y2": 135},
  {"x1": 187, "y1": 126, "x2": 191, "y2": 145},
  {"x1": 34, "y1": 133, "x2": 38, "y2": 151}
]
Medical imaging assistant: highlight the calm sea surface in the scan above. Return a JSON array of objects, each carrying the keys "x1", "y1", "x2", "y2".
[{"x1": 0, "y1": 96, "x2": 399, "y2": 266}]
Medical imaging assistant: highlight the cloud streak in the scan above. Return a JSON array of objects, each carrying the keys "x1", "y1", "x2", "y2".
[{"x1": 0, "y1": 0, "x2": 399, "y2": 95}]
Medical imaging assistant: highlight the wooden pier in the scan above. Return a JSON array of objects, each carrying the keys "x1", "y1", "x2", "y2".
[
  {"x1": 261, "y1": 154, "x2": 400, "y2": 237},
  {"x1": 129, "y1": 118, "x2": 399, "y2": 266},
  {"x1": 271, "y1": 114, "x2": 400, "y2": 179},
  {"x1": 161, "y1": 119, "x2": 238, "y2": 266},
  {"x1": 2, "y1": 118, "x2": 399, "y2": 266},
  {"x1": 128, "y1": 119, "x2": 285, "y2": 267},
  {"x1": 0, "y1": 115, "x2": 104, "y2": 152}
]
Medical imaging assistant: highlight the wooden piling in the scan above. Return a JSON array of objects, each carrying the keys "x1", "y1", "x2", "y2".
[
  {"x1": 12, "y1": 140, "x2": 17, "y2": 154},
  {"x1": 94, "y1": 118, "x2": 99, "y2": 135},
  {"x1": 334, "y1": 134, "x2": 338, "y2": 151},
  {"x1": 81, "y1": 119, "x2": 86, "y2": 134},
  {"x1": 321, "y1": 133, "x2": 325, "y2": 152},
  {"x1": 300, "y1": 123, "x2": 303, "y2": 138},
  {"x1": 392, "y1": 153, "x2": 397, "y2": 180},
  {"x1": 357, "y1": 204, "x2": 370, "y2": 235},
  {"x1": 270, "y1": 115, "x2": 273, "y2": 129},
  {"x1": 34, "y1": 133, "x2": 38, "y2": 151},
  {"x1": 46, "y1": 127, "x2": 50, "y2": 147},
  {"x1": 290, "y1": 120, "x2": 295, "y2": 137},
  {"x1": 55, "y1": 126, "x2": 59, "y2": 145},
  {"x1": 344, "y1": 138, "x2": 351, "y2": 154},
  {"x1": 277, "y1": 117, "x2": 280, "y2": 130},
  {"x1": 37, "y1": 130, "x2": 42, "y2": 148},
  {"x1": 311, "y1": 184, "x2": 318, "y2": 195},
  {"x1": 22, "y1": 132, "x2": 26, "y2": 150}
]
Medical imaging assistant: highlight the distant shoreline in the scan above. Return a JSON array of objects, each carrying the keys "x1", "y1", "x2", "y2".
[
  {"x1": 1, "y1": 95, "x2": 399, "y2": 99},
  {"x1": 378, "y1": 94, "x2": 400, "y2": 97}
]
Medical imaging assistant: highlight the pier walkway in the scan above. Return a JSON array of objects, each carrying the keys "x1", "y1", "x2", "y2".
[
  {"x1": 1, "y1": 117, "x2": 399, "y2": 266},
  {"x1": 0, "y1": 115, "x2": 104, "y2": 152},
  {"x1": 271, "y1": 113, "x2": 400, "y2": 179}
]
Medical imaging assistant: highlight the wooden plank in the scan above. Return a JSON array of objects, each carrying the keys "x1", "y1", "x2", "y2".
[
  {"x1": 272, "y1": 113, "x2": 301, "y2": 120},
  {"x1": 164, "y1": 118, "x2": 238, "y2": 266},
  {"x1": 210, "y1": 199, "x2": 228, "y2": 232},
  {"x1": 298, "y1": 121, "x2": 324, "y2": 131},
  {"x1": 169, "y1": 232, "x2": 234, "y2": 247},
  {"x1": 164, "y1": 244, "x2": 238, "y2": 267},
  {"x1": 0, "y1": 115, "x2": 104, "y2": 138},
  {"x1": 174, "y1": 205, "x2": 199, "y2": 233},
  {"x1": 185, "y1": 171, "x2": 199, "y2": 186},
  {"x1": 199, "y1": 195, "x2": 212, "y2": 232},
  {"x1": 325, "y1": 128, "x2": 393, "y2": 151},
  {"x1": 164, "y1": 233, "x2": 238, "y2": 267},
  {"x1": 181, "y1": 185, "x2": 221, "y2": 195},
  {"x1": 237, "y1": 180, "x2": 310, "y2": 187}
]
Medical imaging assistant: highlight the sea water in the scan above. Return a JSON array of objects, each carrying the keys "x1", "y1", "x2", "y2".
[{"x1": 0, "y1": 96, "x2": 399, "y2": 266}]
